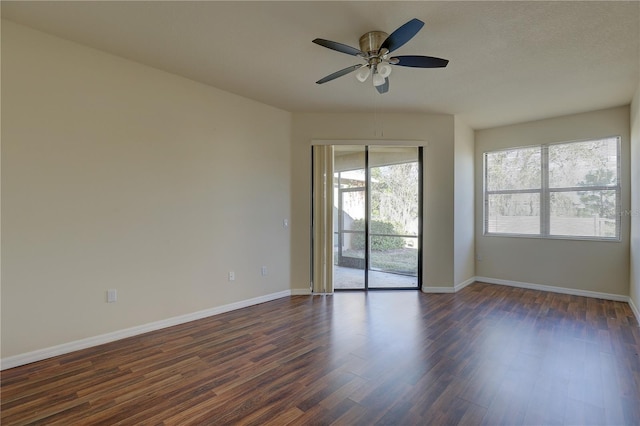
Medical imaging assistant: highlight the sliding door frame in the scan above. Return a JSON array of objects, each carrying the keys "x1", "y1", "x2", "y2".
[
  {"x1": 311, "y1": 141, "x2": 424, "y2": 292},
  {"x1": 363, "y1": 146, "x2": 422, "y2": 291}
]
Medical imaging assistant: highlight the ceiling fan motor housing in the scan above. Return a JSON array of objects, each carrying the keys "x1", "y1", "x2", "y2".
[{"x1": 359, "y1": 31, "x2": 388, "y2": 54}]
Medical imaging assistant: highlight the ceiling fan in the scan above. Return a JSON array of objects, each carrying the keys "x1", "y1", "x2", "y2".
[{"x1": 313, "y1": 18, "x2": 449, "y2": 94}]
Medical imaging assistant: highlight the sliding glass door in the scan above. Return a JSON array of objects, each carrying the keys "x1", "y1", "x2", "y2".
[
  {"x1": 327, "y1": 145, "x2": 421, "y2": 291},
  {"x1": 333, "y1": 146, "x2": 366, "y2": 289},
  {"x1": 367, "y1": 147, "x2": 420, "y2": 289}
]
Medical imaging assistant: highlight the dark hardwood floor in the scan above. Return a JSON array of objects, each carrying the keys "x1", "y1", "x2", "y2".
[{"x1": 2, "y1": 282, "x2": 639, "y2": 425}]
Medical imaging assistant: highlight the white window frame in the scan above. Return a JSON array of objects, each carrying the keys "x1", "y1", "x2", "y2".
[{"x1": 483, "y1": 136, "x2": 621, "y2": 241}]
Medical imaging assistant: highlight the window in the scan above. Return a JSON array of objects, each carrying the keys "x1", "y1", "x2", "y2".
[{"x1": 484, "y1": 137, "x2": 620, "y2": 240}]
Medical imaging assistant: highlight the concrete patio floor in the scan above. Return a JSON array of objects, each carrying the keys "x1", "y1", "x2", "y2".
[{"x1": 333, "y1": 265, "x2": 418, "y2": 289}]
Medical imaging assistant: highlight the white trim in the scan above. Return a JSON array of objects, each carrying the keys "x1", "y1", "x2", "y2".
[
  {"x1": 4, "y1": 281, "x2": 635, "y2": 371},
  {"x1": 424, "y1": 277, "x2": 631, "y2": 306},
  {"x1": 312, "y1": 139, "x2": 428, "y2": 147},
  {"x1": 629, "y1": 297, "x2": 640, "y2": 325},
  {"x1": 1, "y1": 290, "x2": 294, "y2": 371},
  {"x1": 454, "y1": 277, "x2": 476, "y2": 292},
  {"x1": 421, "y1": 286, "x2": 456, "y2": 293},
  {"x1": 475, "y1": 276, "x2": 629, "y2": 302},
  {"x1": 422, "y1": 277, "x2": 475, "y2": 293}
]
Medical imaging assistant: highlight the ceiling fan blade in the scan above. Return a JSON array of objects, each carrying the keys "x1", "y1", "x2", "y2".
[
  {"x1": 312, "y1": 38, "x2": 364, "y2": 56},
  {"x1": 392, "y1": 55, "x2": 449, "y2": 68},
  {"x1": 380, "y1": 18, "x2": 424, "y2": 54},
  {"x1": 375, "y1": 78, "x2": 389, "y2": 94},
  {"x1": 316, "y1": 64, "x2": 364, "y2": 84}
]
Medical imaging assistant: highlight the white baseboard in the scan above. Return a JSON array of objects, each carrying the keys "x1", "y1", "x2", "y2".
[
  {"x1": 423, "y1": 277, "x2": 635, "y2": 325},
  {"x1": 1, "y1": 290, "x2": 294, "y2": 371},
  {"x1": 5, "y1": 281, "x2": 636, "y2": 371},
  {"x1": 422, "y1": 277, "x2": 476, "y2": 294},
  {"x1": 454, "y1": 277, "x2": 476, "y2": 292},
  {"x1": 422, "y1": 286, "x2": 456, "y2": 293},
  {"x1": 629, "y1": 297, "x2": 640, "y2": 325},
  {"x1": 475, "y1": 276, "x2": 629, "y2": 302}
]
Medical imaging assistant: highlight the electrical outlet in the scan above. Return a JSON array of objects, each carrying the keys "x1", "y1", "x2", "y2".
[
  {"x1": 283, "y1": 219, "x2": 289, "y2": 229},
  {"x1": 476, "y1": 254, "x2": 482, "y2": 262},
  {"x1": 261, "y1": 266, "x2": 268, "y2": 276},
  {"x1": 107, "y1": 289, "x2": 117, "y2": 303},
  {"x1": 228, "y1": 271, "x2": 235, "y2": 281}
]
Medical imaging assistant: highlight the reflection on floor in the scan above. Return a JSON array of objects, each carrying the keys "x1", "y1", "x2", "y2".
[{"x1": 333, "y1": 265, "x2": 418, "y2": 289}]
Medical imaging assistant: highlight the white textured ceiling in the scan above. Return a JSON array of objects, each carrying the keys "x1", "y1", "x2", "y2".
[{"x1": 2, "y1": 1, "x2": 639, "y2": 129}]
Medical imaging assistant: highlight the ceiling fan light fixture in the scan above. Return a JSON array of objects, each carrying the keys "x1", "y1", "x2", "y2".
[
  {"x1": 356, "y1": 66, "x2": 371, "y2": 82},
  {"x1": 372, "y1": 72, "x2": 386, "y2": 87},
  {"x1": 378, "y1": 63, "x2": 392, "y2": 78}
]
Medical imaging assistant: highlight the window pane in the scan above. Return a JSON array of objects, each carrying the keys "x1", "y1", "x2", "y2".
[
  {"x1": 333, "y1": 146, "x2": 366, "y2": 290},
  {"x1": 340, "y1": 191, "x2": 365, "y2": 231},
  {"x1": 369, "y1": 147, "x2": 419, "y2": 237},
  {"x1": 550, "y1": 191, "x2": 617, "y2": 237},
  {"x1": 549, "y1": 138, "x2": 618, "y2": 188},
  {"x1": 336, "y1": 169, "x2": 365, "y2": 189},
  {"x1": 369, "y1": 236, "x2": 418, "y2": 276},
  {"x1": 487, "y1": 193, "x2": 540, "y2": 234},
  {"x1": 486, "y1": 147, "x2": 541, "y2": 191}
]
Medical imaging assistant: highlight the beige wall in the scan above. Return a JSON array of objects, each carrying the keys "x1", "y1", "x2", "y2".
[
  {"x1": 3, "y1": 17, "x2": 635, "y2": 364},
  {"x1": 291, "y1": 113, "x2": 457, "y2": 291},
  {"x1": 475, "y1": 106, "x2": 631, "y2": 296},
  {"x1": 454, "y1": 117, "x2": 475, "y2": 286},
  {"x1": 631, "y1": 85, "x2": 640, "y2": 311},
  {"x1": 1, "y1": 21, "x2": 292, "y2": 358}
]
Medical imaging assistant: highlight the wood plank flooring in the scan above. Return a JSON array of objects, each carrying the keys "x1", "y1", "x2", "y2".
[{"x1": 2, "y1": 282, "x2": 640, "y2": 425}]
